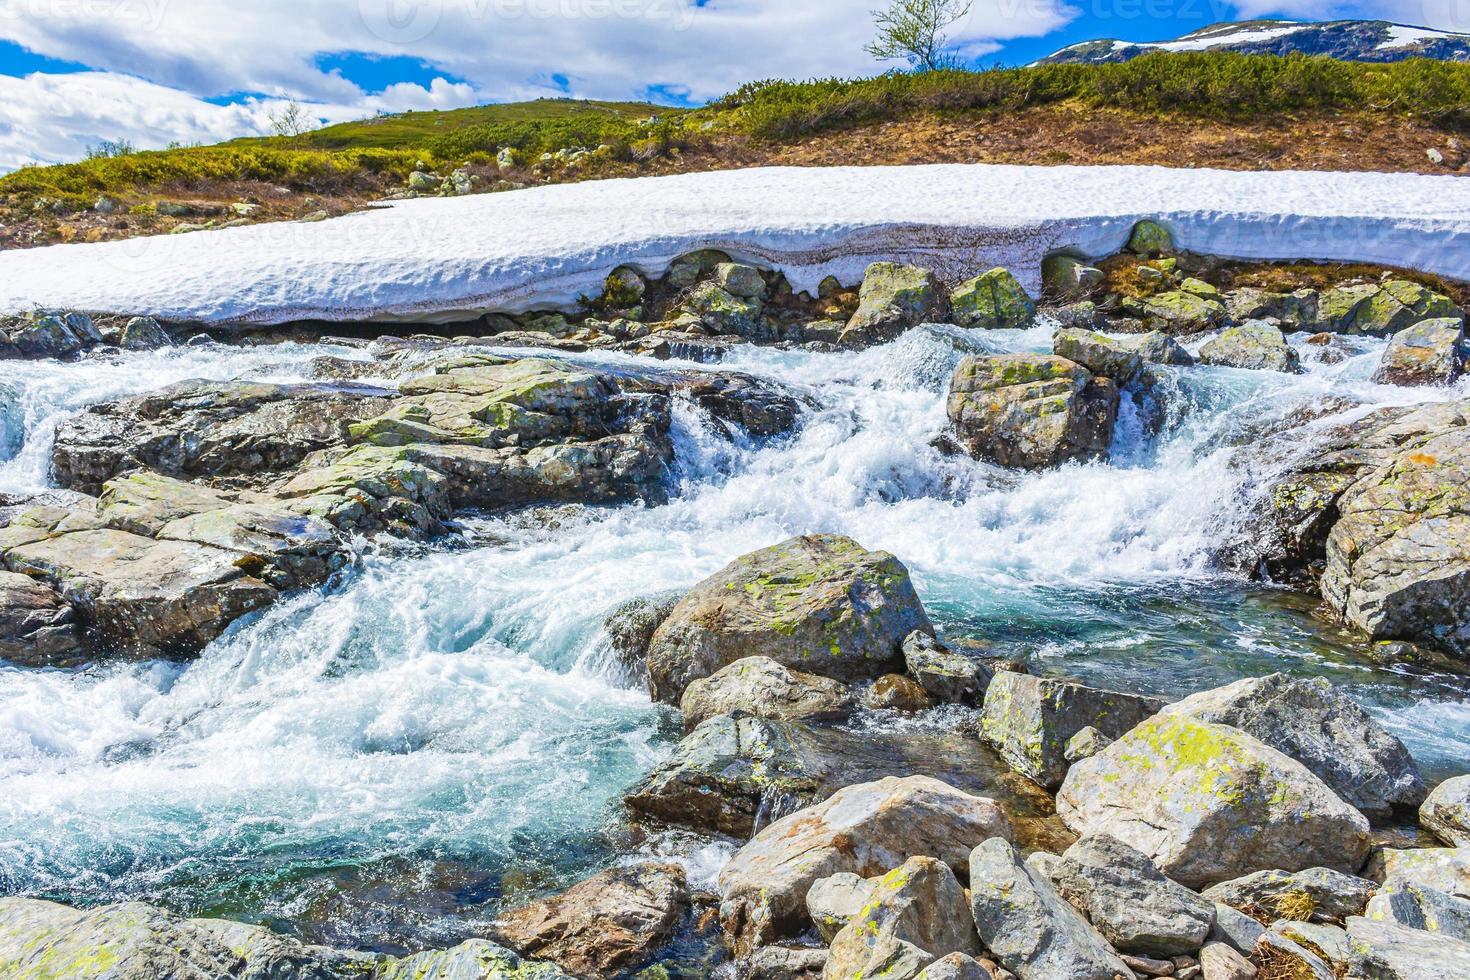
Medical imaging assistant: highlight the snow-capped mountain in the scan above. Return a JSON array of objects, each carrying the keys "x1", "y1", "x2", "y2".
[{"x1": 1036, "y1": 19, "x2": 1470, "y2": 65}]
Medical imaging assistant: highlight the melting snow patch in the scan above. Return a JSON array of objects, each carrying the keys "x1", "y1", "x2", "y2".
[{"x1": 4, "y1": 164, "x2": 1470, "y2": 327}]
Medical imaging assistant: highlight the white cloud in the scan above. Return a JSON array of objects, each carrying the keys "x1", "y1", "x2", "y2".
[{"x1": 0, "y1": 0, "x2": 1078, "y2": 169}]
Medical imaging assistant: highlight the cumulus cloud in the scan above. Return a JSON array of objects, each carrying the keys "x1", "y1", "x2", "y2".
[{"x1": 0, "y1": 0, "x2": 1078, "y2": 168}]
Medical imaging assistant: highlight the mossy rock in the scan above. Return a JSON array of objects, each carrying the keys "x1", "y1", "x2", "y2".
[
  {"x1": 951, "y1": 267, "x2": 1037, "y2": 330},
  {"x1": 1128, "y1": 220, "x2": 1175, "y2": 257}
]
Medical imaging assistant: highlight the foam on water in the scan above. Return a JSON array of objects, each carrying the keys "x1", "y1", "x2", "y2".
[{"x1": 1, "y1": 327, "x2": 1468, "y2": 948}]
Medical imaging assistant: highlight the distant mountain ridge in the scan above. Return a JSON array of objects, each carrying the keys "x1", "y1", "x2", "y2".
[{"x1": 1037, "y1": 18, "x2": 1470, "y2": 65}]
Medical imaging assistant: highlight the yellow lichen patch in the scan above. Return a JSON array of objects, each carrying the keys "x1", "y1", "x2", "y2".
[{"x1": 1406, "y1": 452, "x2": 1440, "y2": 467}]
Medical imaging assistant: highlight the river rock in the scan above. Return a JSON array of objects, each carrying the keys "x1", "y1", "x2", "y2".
[
  {"x1": 644, "y1": 534, "x2": 931, "y2": 703},
  {"x1": 0, "y1": 569, "x2": 83, "y2": 666},
  {"x1": 1198, "y1": 321, "x2": 1301, "y2": 373},
  {"x1": 603, "y1": 590, "x2": 684, "y2": 679},
  {"x1": 1064, "y1": 727, "x2": 1112, "y2": 763},
  {"x1": 0, "y1": 898, "x2": 245, "y2": 979},
  {"x1": 119, "y1": 315, "x2": 172, "y2": 351},
  {"x1": 946, "y1": 354, "x2": 1118, "y2": 469},
  {"x1": 493, "y1": 862, "x2": 688, "y2": 976},
  {"x1": 1342, "y1": 915, "x2": 1470, "y2": 979},
  {"x1": 1201, "y1": 867, "x2": 1377, "y2": 922},
  {"x1": 903, "y1": 631, "x2": 992, "y2": 705},
  {"x1": 979, "y1": 671, "x2": 1165, "y2": 789},
  {"x1": 1371, "y1": 847, "x2": 1470, "y2": 898},
  {"x1": 824, "y1": 856, "x2": 982, "y2": 980},
  {"x1": 1134, "y1": 291, "x2": 1227, "y2": 334},
  {"x1": 1372, "y1": 317, "x2": 1466, "y2": 386},
  {"x1": 378, "y1": 939, "x2": 570, "y2": 979},
  {"x1": 1052, "y1": 834, "x2": 1215, "y2": 957},
  {"x1": 740, "y1": 945, "x2": 829, "y2": 979},
  {"x1": 684, "y1": 281, "x2": 767, "y2": 338},
  {"x1": 1366, "y1": 878, "x2": 1470, "y2": 940},
  {"x1": 1320, "y1": 279, "x2": 1462, "y2": 336},
  {"x1": 951, "y1": 268, "x2": 1036, "y2": 330},
  {"x1": 1160, "y1": 673, "x2": 1425, "y2": 819},
  {"x1": 1056, "y1": 714, "x2": 1372, "y2": 889},
  {"x1": 679, "y1": 656, "x2": 856, "y2": 732},
  {"x1": 186, "y1": 917, "x2": 379, "y2": 979},
  {"x1": 807, "y1": 873, "x2": 877, "y2": 943},
  {"x1": 1226, "y1": 287, "x2": 1320, "y2": 329},
  {"x1": 718, "y1": 775, "x2": 1012, "y2": 955},
  {"x1": 1115, "y1": 329, "x2": 1193, "y2": 366},
  {"x1": 1042, "y1": 254, "x2": 1105, "y2": 300},
  {"x1": 10, "y1": 313, "x2": 82, "y2": 358},
  {"x1": 842, "y1": 263, "x2": 950, "y2": 346},
  {"x1": 1423, "y1": 776, "x2": 1470, "y2": 846},
  {"x1": 1052, "y1": 328, "x2": 1145, "y2": 385},
  {"x1": 52, "y1": 380, "x2": 396, "y2": 496},
  {"x1": 968, "y1": 837, "x2": 1136, "y2": 980}
]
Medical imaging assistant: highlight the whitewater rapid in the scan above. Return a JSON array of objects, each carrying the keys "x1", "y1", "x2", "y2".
[{"x1": 1, "y1": 326, "x2": 1468, "y2": 949}]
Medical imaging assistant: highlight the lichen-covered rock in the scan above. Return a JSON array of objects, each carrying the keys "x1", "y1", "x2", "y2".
[
  {"x1": 1135, "y1": 291, "x2": 1227, "y2": 334},
  {"x1": 493, "y1": 863, "x2": 689, "y2": 977},
  {"x1": 1115, "y1": 330, "x2": 1194, "y2": 366},
  {"x1": 0, "y1": 569, "x2": 83, "y2": 666},
  {"x1": 1320, "y1": 280, "x2": 1462, "y2": 336},
  {"x1": 718, "y1": 775, "x2": 1012, "y2": 956},
  {"x1": 715, "y1": 262, "x2": 768, "y2": 300},
  {"x1": 3, "y1": 525, "x2": 276, "y2": 658},
  {"x1": 979, "y1": 671, "x2": 1164, "y2": 790},
  {"x1": 1202, "y1": 867, "x2": 1377, "y2": 922},
  {"x1": 1226, "y1": 287, "x2": 1320, "y2": 329},
  {"x1": 912, "y1": 952, "x2": 999, "y2": 980},
  {"x1": 119, "y1": 316, "x2": 172, "y2": 351},
  {"x1": 1372, "y1": 317, "x2": 1466, "y2": 386},
  {"x1": 378, "y1": 939, "x2": 570, "y2": 980},
  {"x1": 679, "y1": 656, "x2": 855, "y2": 732},
  {"x1": 951, "y1": 268, "x2": 1036, "y2": 330},
  {"x1": 1056, "y1": 714, "x2": 1372, "y2": 889},
  {"x1": 842, "y1": 263, "x2": 950, "y2": 347},
  {"x1": 0, "y1": 898, "x2": 245, "y2": 980},
  {"x1": 684, "y1": 281, "x2": 766, "y2": 338},
  {"x1": 603, "y1": 590, "x2": 685, "y2": 679},
  {"x1": 1161, "y1": 673, "x2": 1425, "y2": 819},
  {"x1": 824, "y1": 856, "x2": 982, "y2": 980},
  {"x1": 1128, "y1": 220, "x2": 1174, "y2": 257},
  {"x1": 1052, "y1": 834, "x2": 1215, "y2": 957},
  {"x1": 807, "y1": 873, "x2": 877, "y2": 943},
  {"x1": 1371, "y1": 847, "x2": 1470, "y2": 899},
  {"x1": 10, "y1": 313, "x2": 82, "y2": 358},
  {"x1": 968, "y1": 838, "x2": 1135, "y2": 980},
  {"x1": 644, "y1": 534, "x2": 931, "y2": 703},
  {"x1": 1424, "y1": 776, "x2": 1470, "y2": 846},
  {"x1": 1342, "y1": 915, "x2": 1470, "y2": 979},
  {"x1": 1198, "y1": 321, "x2": 1301, "y2": 373},
  {"x1": 1366, "y1": 879, "x2": 1470, "y2": 941},
  {"x1": 1052, "y1": 328, "x2": 1145, "y2": 385},
  {"x1": 1042, "y1": 254, "x2": 1104, "y2": 300},
  {"x1": 946, "y1": 354, "x2": 1118, "y2": 469},
  {"x1": 52, "y1": 380, "x2": 395, "y2": 496},
  {"x1": 903, "y1": 631, "x2": 992, "y2": 705},
  {"x1": 185, "y1": 917, "x2": 378, "y2": 979},
  {"x1": 1063, "y1": 727, "x2": 1112, "y2": 764}
]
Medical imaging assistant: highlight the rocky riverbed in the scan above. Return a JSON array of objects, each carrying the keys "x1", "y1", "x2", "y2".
[{"x1": 2, "y1": 223, "x2": 1470, "y2": 979}]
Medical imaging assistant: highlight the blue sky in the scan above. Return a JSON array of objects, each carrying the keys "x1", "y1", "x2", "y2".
[{"x1": 0, "y1": 0, "x2": 1447, "y2": 170}]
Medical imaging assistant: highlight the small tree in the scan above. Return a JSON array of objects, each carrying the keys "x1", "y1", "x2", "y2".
[
  {"x1": 865, "y1": 0, "x2": 974, "y2": 71},
  {"x1": 268, "y1": 100, "x2": 310, "y2": 139}
]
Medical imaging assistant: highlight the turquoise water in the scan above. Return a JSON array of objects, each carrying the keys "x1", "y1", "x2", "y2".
[{"x1": 0, "y1": 327, "x2": 1466, "y2": 951}]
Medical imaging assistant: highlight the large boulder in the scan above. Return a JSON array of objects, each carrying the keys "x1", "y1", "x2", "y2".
[
  {"x1": 1160, "y1": 673, "x2": 1425, "y2": 819},
  {"x1": 493, "y1": 863, "x2": 689, "y2": 976},
  {"x1": 823, "y1": 856, "x2": 982, "y2": 980},
  {"x1": 679, "y1": 656, "x2": 855, "y2": 732},
  {"x1": 1320, "y1": 279, "x2": 1462, "y2": 336},
  {"x1": 1051, "y1": 834, "x2": 1215, "y2": 957},
  {"x1": 1198, "y1": 321, "x2": 1301, "y2": 373},
  {"x1": 1201, "y1": 867, "x2": 1377, "y2": 922},
  {"x1": 1423, "y1": 776, "x2": 1470, "y2": 846},
  {"x1": 950, "y1": 268, "x2": 1036, "y2": 330},
  {"x1": 1127, "y1": 220, "x2": 1174, "y2": 257},
  {"x1": 1371, "y1": 847, "x2": 1470, "y2": 899},
  {"x1": 1052, "y1": 328, "x2": 1145, "y2": 385},
  {"x1": 968, "y1": 838, "x2": 1136, "y2": 980},
  {"x1": 0, "y1": 569, "x2": 83, "y2": 666},
  {"x1": 1226, "y1": 287, "x2": 1320, "y2": 329},
  {"x1": 119, "y1": 316, "x2": 172, "y2": 351},
  {"x1": 842, "y1": 263, "x2": 950, "y2": 347},
  {"x1": 52, "y1": 380, "x2": 396, "y2": 496},
  {"x1": 1373, "y1": 317, "x2": 1466, "y2": 386},
  {"x1": 1366, "y1": 879, "x2": 1470, "y2": 941},
  {"x1": 1342, "y1": 915, "x2": 1470, "y2": 979},
  {"x1": 644, "y1": 534, "x2": 931, "y2": 703},
  {"x1": 979, "y1": 671, "x2": 1164, "y2": 790},
  {"x1": 946, "y1": 354, "x2": 1118, "y2": 469},
  {"x1": 0, "y1": 899, "x2": 243, "y2": 979},
  {"x1": 1056, "y1": 714, "x2": 1372, "y2": 889},
  {"x1": 717, "y1": 775, "x2": 1012, "y2": 955}
]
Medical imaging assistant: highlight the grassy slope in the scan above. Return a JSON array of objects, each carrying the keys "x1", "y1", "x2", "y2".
[{"x1": 4, "y1": 52, "x2": 1470, "y2": 249}]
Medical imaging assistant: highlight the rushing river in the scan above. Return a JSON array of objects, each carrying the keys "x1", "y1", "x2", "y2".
[{"x1": 1, "y1": 325, "x2": 1468, "y2": 951}]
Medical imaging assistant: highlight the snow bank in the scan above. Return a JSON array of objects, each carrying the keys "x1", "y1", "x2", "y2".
[{"x1": 4, "y1": 163, "x2": 1470, "y2": 328}]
